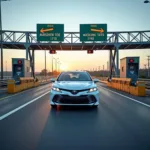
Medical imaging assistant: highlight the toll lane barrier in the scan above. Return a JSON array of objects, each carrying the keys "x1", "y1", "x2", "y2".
[
  {"x1": 129, "y1": 81, "x2": 145, "y2": 96},
  {"x1": 7, "y1": 78, "x2": 39, "y2": 94},
  {"x1": 107, "y1": 78, "x2": 146, "y2": 96}
]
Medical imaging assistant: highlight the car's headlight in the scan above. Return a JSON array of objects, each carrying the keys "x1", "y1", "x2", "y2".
[
  {"x1": 52, "y1": 87, "x2": 62, "y2": 92},
  {"x1": 88, "y1": 87, "x2": 97, "y2": 93}
]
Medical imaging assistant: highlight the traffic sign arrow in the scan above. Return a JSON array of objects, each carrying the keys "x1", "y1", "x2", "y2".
[
  {"x1": 91, "y1": 28, "x2": 104, "y2": 33},
  {"x1": 40, "y1": 28, "x2": 54, "y2": 33}
]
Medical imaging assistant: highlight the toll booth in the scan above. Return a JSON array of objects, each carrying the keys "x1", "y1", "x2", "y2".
[
  {"x1": 120, "y1": 57, "x2": 140, "y2": 85},
  {"x1": 12, "y1": 58, "x2": 30, "y2": 80}
]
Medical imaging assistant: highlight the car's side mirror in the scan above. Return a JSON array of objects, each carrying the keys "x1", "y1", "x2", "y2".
[
  {"x1": 93, "y1": 78, "x2": 99, "y2": 83},
  {"x1": 50, "y1": 78, "x2": 55, "y2": 83}
]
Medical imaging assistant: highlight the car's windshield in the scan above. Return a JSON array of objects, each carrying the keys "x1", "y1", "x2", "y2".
[{"x1": 57, "y1": 72, "x2": 92, "y2": 81}]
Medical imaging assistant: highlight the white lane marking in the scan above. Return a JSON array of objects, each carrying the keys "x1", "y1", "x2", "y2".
[
  {"x1": 98, "y1": 85, "x2": 150, "y2": 108},
  {"x1": 0, "y1": 91, "x2": 50, "y2": 121},
  {"x1": 0, "y1": 84, "x2": 51, "y2": 101},
  {"x1": 0, "y1": 88, "x2": 35, "y2": 101}
]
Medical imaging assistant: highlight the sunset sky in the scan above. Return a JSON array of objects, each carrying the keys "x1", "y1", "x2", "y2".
[{"x1": 1, "y1": 0, "x2": 150, "y2": 72}]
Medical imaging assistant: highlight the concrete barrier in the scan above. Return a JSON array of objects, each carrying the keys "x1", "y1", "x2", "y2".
[
  {"x1": 129, "y1": 81, "x2": 146, "y2": 96},
  {"x1": 7, "y1": 77, "x2": 39, "y2": 94},
  {"x1": 107, "y1": 78, "x2": 145, "y2": 96},
  {"x1": 95, "y1": 76, "x2": 146, "y2": 97}
]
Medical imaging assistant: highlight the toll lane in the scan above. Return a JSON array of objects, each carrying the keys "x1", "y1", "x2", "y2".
[
  {"x1": 0, "y1": 85, "x2": 150, "y2": 150},
  {"x1": 99, "y1": 82, "x2": 150, "y2": 105},
  {"x1": 0, "y1": 83, "x2": 51, "y2": 117},
  {"x1": 0, "y1": 88, "x2": 8, "y2": 99}
]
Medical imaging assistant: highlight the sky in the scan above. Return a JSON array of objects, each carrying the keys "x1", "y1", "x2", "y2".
[{"x1": 1, "y1": 0, "x2": 150, "y2": 72}]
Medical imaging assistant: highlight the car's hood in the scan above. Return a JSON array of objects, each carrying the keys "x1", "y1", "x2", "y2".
[{"x1": 53, "y1": 81, "x2": 95, "y2": 90}]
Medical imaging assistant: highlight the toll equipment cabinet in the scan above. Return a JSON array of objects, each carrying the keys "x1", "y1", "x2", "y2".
[
  {"x1": 12, "y1": 58, "x2": 30, "y2": 80},
  {"x1": 120, "y1": 57, "x2": 140, "y2": 85}
]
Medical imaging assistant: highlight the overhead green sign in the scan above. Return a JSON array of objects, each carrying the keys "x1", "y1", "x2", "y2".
[
  {"x1": 37, "y1": 24, "x2": 64, "y2": 41},
  {"x1": 80, "y1": 24, "x2": 107, "y2": 42}
]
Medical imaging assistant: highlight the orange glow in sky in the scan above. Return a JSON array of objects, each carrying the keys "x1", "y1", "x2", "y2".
[{"x1": 60, "y1": 63, "x2": 68, "y2": 71}]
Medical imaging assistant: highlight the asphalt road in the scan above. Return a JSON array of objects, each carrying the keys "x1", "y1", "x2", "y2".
[{"x1": 0, "y1": 83, "x2": 150, "y2": 150}]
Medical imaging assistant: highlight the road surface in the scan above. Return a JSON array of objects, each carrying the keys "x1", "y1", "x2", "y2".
[{"x1": 0, "y1": 83, "x2": 150, "y2": 150}]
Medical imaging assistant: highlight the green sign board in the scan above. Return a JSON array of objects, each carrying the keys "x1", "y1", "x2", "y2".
[
  {"x1": 80, "y1": 24, "x2": 107, "y2": 42},
  {"x1": 37, "y1": 24, "x2": 64, "y2": 41}
]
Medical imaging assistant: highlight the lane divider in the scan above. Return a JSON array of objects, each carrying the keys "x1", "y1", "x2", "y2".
[
  {"x1": 0, "y1": 91, "x2": 50, "y2": 121},
  {"x1": 98, "y1": 85, "x2": 150, "y2": 108}
]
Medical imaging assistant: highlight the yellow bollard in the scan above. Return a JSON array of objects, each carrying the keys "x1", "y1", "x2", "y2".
[
  {"x1": 137, "y1": 81, "x2": 146, "y2": 96},
  {"x1": 7, "y1": 80, "x2": 16, "y2": 93}
]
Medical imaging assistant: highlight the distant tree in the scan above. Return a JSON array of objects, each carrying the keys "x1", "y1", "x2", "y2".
[{"x1": 40, "y1": 69, "x2": 48, "y2": 76}]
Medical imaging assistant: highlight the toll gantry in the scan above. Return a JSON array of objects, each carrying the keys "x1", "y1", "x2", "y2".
[{"x1": 1, "y1": 24, "x2": 150, "y2": 78}]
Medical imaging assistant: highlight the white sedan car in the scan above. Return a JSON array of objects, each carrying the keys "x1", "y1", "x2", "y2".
[{"x1": 50, "y1": 71, "x2": 100, "y2": 108}]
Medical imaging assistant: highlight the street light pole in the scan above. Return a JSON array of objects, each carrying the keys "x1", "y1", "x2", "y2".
[
  {"x1": 52, "y1": 55, "x2": 53, "y2": 76},
  {"x1": 58, "y1": 62, "x2": 61, "y2": 73},
  {"x1": 45, "y1": 50, "x2": 46, "y2": 77},
  {"x1": 5, "y1": 60, "x2": 7, "y2": 77},
  {"x1": 59, "y1": 62, "x2": 61, "y2": 72},
  {"x1": 56, "y1": 58, "x2": 59, "y2": 72},
  {"x1": 103, "y1": 65, "x2": 105, "y2": 77},
  {"x1": 52, "y1": 57, "x2": 59, "y2": 74}
]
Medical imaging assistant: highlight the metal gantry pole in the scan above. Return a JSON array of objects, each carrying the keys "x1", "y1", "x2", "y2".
[
  {"x1": 25, "y1": 33, "x2": 29, "y2": 60},
  {"x1": 115, "y1": 32, "x2": 120, "y2": 77},
  {"x1": 109, "y1": 49, "x2": 112, "y2": 78},
  {"x1": 148, "y1": 56, "x2": 150, "y2": 77},
  {"x1": 0, "y1": 0, "x2": 10, "y2": 79},
  {"x1": 32, "y1": 50, "x2": 35, "y2": 78},
  {"x1": 0, "y1": 0, "x2": 3, "y2": 79},
  {"x1": 116, "y1": 46, "x2": 119, "y2": 77}
]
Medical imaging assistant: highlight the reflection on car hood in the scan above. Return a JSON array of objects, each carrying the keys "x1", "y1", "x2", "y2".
[{"x1": 53, "y1": 81, "x2": 95, "y2": 90}]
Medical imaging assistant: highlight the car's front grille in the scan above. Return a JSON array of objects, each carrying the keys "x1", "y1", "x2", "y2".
[
  {"x1": 52, "y1": 95, "x2": 97, "y2": 104},
  {"x1": 60, "y1": 96, "x2": 89, "y2": 104},
  {"x1": 59, "y1": 88, "x2": 89, "y2": 95}
]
